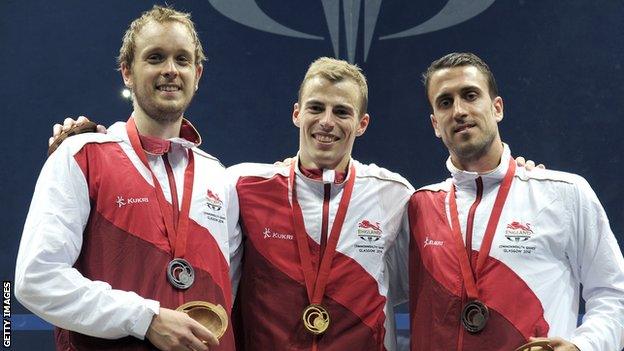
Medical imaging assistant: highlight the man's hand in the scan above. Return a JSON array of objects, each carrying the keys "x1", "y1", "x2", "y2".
[
  {"x1": 146, "y1": 308, "x2": 219, "y2": 351},
  {"x1": 274, "y1": 157, "x2": 295, "y2": 167},
  {"x1": 49, "y1": 116, "x2": 107, "y2": 147},
  {"x1": 525, "y1": 337, "x2": 580, "y2": 351},
  {"x1": 515, "y1": 156, "x2": 546, "y2": 171}
]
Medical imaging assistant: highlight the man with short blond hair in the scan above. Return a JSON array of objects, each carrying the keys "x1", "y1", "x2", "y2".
[
  {"x1": 15, "y1": 5, "x2": 240, "y2": 350},
  {"x1": 230, "y1": 57, "x2": 413, "y2": 350},
  {"x1": 118, "y1": 6, "x2": 206, "y2": 71},
  {"x1": 297, "y1": 57, "x2": 369, "y2": 115}
]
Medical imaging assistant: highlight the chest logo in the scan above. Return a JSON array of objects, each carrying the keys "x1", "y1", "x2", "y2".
[
  {"x1": 424, "y1": 236, "x2": 444, "y2": 248},
  {"x1": 357, "y1": 220, "x2": 382, "y2": 243},
  {"x1": 115, "y1": 195, "x2": 149, "y2": 208},
  {"x1": 505, "y1": 221, "x2": 534, "y2": 242},
  {"x1": 263, "y1": 227, "x2": 293, "y2": 241},
  {"x1": 206, "y1": 189, "x2": 223, "y2": 211}
]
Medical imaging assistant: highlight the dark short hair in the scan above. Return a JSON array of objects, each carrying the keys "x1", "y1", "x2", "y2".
[{"x1": 422, "y1": 52, "x2": 499, "y2": 99}]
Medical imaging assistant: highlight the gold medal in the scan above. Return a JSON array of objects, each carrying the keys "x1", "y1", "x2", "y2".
[{"x1": 302, "y1": 304, "x2": 330, "y2": 335}]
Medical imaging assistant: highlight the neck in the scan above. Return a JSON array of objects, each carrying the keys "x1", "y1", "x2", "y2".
[
  {"x1": 298, "y1": 154, "x2": 350, "y2": 173},
  {"x1": 451, "y1": 141, "x2": 504, "y2": 173},
  {"x1": 132, "y1": 110, "x2": 182, "y2": 139}
]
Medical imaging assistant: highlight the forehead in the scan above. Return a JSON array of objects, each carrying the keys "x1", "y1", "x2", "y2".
[
  {"x1": 301, "y1": 76, "x2": 361, "y2": 108},
  {"x1": 134, "y1": 20, "x2": 195, "y2": 55},
  {"x1": 428, "y1": 65, "x2": 489, "y2": 99}
]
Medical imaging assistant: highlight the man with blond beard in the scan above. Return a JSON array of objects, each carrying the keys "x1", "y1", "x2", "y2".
[{"x1": 15, "y1": 6, "x2": 241, "y2": 351}]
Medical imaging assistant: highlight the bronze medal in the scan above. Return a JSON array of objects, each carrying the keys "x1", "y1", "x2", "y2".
[
  {"x1": 514, "y1": 341, "x2": 554, "y2": 351},
  {"x1": 167, "y1": 258, "x2": 195, "y2": 289},
  {"x1": 461, "y1": 300, "x2": 489, "y2": 333},
  {"x1": 302, "y1": 304, "x2": 330, "y2": 335},
  {"x1": 448, "y1": 159, "x2": 517, "y2": 335},
  {"x1": 177, "y1": 301, "x2": 228, "y2": 340}
]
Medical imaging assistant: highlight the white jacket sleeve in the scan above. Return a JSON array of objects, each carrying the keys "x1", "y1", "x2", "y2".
[
  {"x1": 568, "y1": 177, "x2": 624, "y2": 351},
  {"x1": 14, "y1": 142, "x2": 159, "y2": 340}
]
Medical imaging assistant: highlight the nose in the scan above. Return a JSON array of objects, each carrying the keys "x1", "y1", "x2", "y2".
[
  {"x1": 318, "y1": 110, "x2": 335, "y2": 131},
  {"x1": 452, "y1": 99, "x2": 468, "y2": 120},
  {"x1": 162, "y1": 58, "x2": 179, "y2": 80}
]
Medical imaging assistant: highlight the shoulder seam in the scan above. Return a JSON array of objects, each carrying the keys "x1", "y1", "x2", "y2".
[
  {"x1": 357, "y1": 173, "x2": 413, "y2": 190},
  {"x1": 514, "y1": 173, "x2": 575, "y2": 185}
]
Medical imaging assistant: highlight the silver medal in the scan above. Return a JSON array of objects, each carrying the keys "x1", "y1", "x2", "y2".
[{"x1": 167, "y1": 258, "x2": 195, "y2": 289}]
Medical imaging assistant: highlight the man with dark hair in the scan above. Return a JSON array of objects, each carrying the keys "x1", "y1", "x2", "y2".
[
  {"x1": 15, "y1": 6, "x2": 240, "y2": 350},
  {"x1": 406, "y1": 52, "x2": 624, "y2": 350}
]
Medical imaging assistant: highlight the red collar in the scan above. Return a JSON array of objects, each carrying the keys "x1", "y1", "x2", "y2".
[
  {"x1": 138, "y1": 121, "x2": 200, "y2": 155},
  {"x1": 300, "y1": 166, "x2": 347, "y2": 184}
]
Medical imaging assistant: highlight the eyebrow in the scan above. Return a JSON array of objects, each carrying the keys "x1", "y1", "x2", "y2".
[
  {"x1": 304, "y1": 99, "x2": 324, "y2": 106},
  {"x1": 142, "y1": 47, "x2": 194, "y2": 57},
  {"x1": 434, "y1": 85, "x2": 483, "y2": 103},
  {"x1": 306, "y1": 99, "x2": 355, "y2": 110}
]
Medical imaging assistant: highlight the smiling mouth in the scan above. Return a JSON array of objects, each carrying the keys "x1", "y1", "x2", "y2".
[
  {"x1": 157, "y1": 85, "x2": 181, "y2": 92},
  {"x1": 312, "y1": 133, "x2": 339, "y2": 143}
]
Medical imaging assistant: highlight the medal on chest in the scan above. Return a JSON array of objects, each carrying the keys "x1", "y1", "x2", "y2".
[
  {"x1": 289, "y1": 162, "x2": 356, "y2": 336},
  {"x1": 127, "y1": 118, "x2": 197, "y2": 290},
  {"x1": 448, "y1": 158, "x2": 516, "y2": 333},
  {"x1": 167, "y1": 258, "x2": 195, "y2": 289}
]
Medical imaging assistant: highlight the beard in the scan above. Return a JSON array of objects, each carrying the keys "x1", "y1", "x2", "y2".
[
  {"x1": 132, "y1": 87, "x2": 195, "y2": 123},
  {"x1": 447, "y1": 127, "x2": 497, "y2": 164}
]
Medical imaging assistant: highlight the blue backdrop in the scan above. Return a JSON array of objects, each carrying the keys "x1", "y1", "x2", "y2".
[{"x1": 2, "y1": 1, "x2": 623, "y2": 349}]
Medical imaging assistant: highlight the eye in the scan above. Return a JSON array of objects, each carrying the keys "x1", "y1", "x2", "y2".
[
  {"x1": 177, "y1": 55, "x2": 191, "y2": 65},
  {"x1": 334, "y1": 108, "x2": 352, "y2": 118},
  {"x1": 147, "y1": 54, "x2": 163, "y2": 63},
  {"x1": 437, "y1": 98, "x2": 452, "y2": 109},
  {"x1": 465, "y1": 91, "x2": 478, "y2": 101},
  {"x1": 306, "y1": 104, "x2": 323, "y2": 113}
]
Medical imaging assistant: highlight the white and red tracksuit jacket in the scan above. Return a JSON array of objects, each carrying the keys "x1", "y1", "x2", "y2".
[
  {"x1": 15, "y1": 119, "x2": 242, "y2": 350},
  {"x1": 407, "y1": 145, "x2": 624, "y2": 351},
  {"x1": 228, "y1": 159, "x2": 413, "y2": 351}
]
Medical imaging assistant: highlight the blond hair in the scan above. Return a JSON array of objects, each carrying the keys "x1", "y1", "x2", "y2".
[
  {"x1": 298, "y1": 57, "x2": 368, "y2": 117},
  {"x1": 117, "y1": 5, "x2": 206, "y2": 69}
]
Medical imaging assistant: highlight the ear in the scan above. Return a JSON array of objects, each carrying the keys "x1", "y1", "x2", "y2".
[
  {"x1": 493, "y1": 96, "x2": 504, "y2": 122},
  {"x1": 194, "y1": 63, "x2": 204, "y2": 91},
  {"x1": 121, "y1": 62, "x2": 133, "y2": 89},
  {"x1": 292, "y1": 102, "x2": 301, "y2": 128},
  {"x1": 430, "y1": 113, "x2": 442, "y2": 138},
  {"x1": 355, "y1": 113, "x2": 370, "y2": 137}
]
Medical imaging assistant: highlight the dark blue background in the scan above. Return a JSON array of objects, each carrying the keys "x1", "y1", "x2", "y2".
[{"x1": 2, "y1": 1, "x2": 623, "y2": 349}]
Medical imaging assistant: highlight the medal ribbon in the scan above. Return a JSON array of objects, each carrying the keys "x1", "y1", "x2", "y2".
[
  {"x1": 448, "y1": 158, "x2": 516, "y2": 300},
  {"x1": 126, "y1": 117, "x2": 195, "y2": 258},
  {"x1": 289, "y1": 160, "x2": 356, "y2": 304}
]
